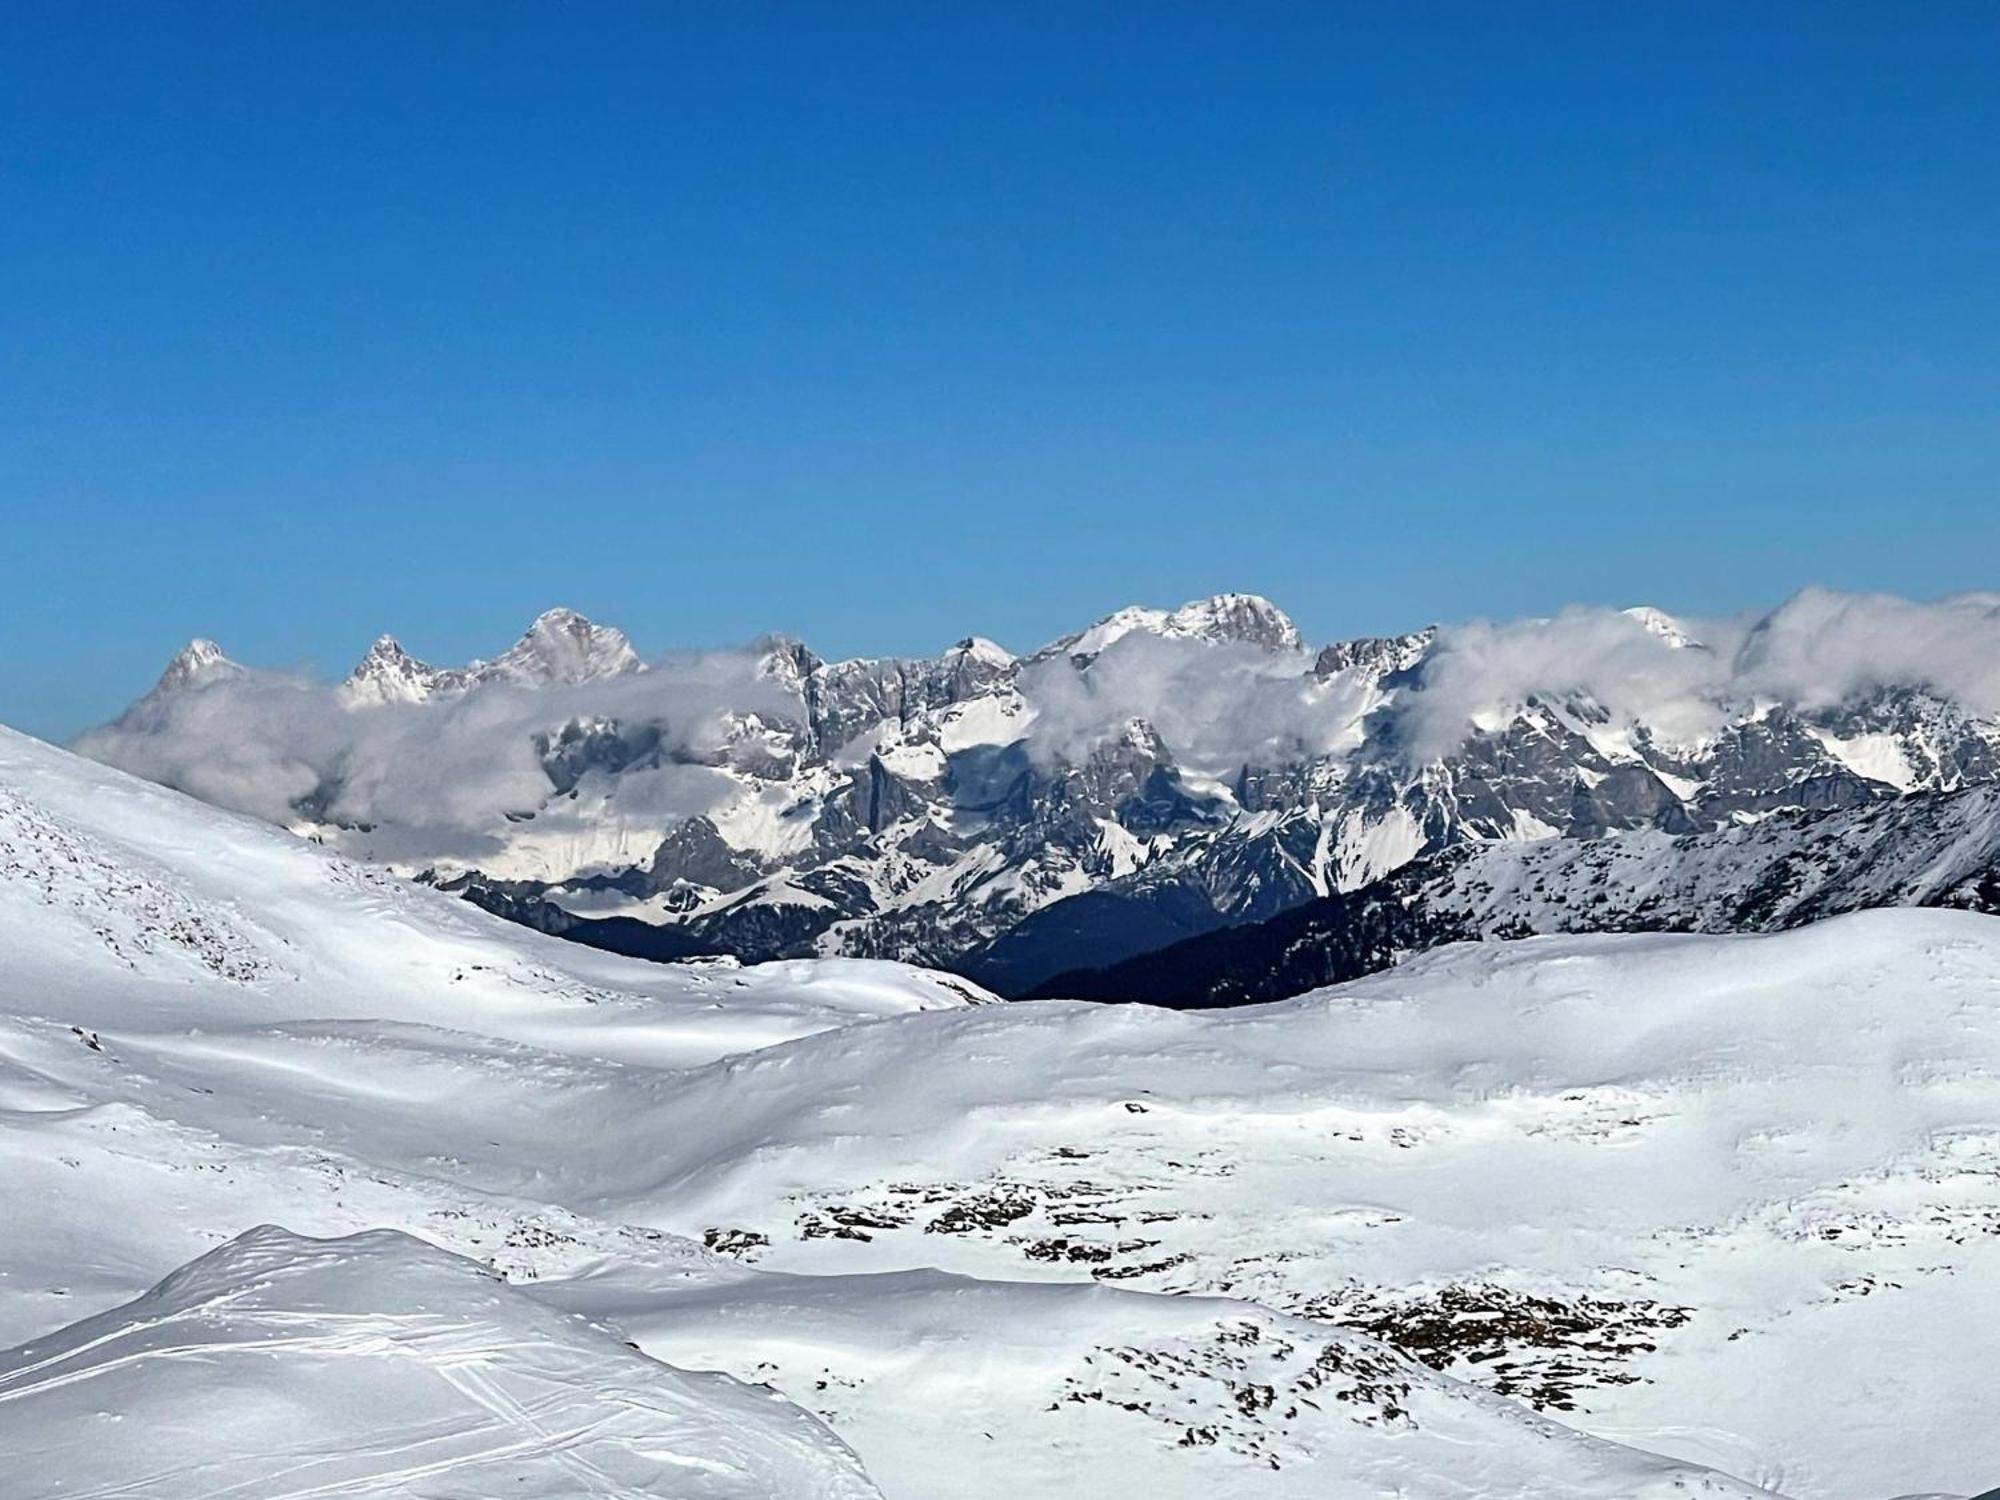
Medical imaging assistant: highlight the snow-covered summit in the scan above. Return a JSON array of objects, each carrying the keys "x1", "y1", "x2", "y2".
[
  {"x1": 476, "y1": 605, "x2": 644, "y2": 686},
  {"x1": 1043, "y1": 592, "x2": 1305, "y2": 660},
  {"x1": 1164, "y1": 591, "x2": 1305, "y2": 652},
  {"x1": 338, "y1": 633, "x2": 453, "y2": 705},
  {"x1": 152, "y1": 636, "x2": 241, "y2": 693},
  {"x1": 944, "y1": 635, "x2": 1017, "y2": 668}
]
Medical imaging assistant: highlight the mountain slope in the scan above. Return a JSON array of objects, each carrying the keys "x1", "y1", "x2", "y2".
[{"x1": 1039, "y1": 780, "x2": 2000, "y2": 1006}]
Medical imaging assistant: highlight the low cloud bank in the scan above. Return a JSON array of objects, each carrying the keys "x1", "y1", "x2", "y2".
[
  {"x1": 1392, "y1": 587, "x2": 2000, "y2": 761},
  {"x1": 76, "y1": 651, "x2": 793, "y2": 861}
]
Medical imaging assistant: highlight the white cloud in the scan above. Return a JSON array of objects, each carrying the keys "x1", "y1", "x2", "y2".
[
  {"x1": 1016, "y1": 632, "x2": 1373, "y2": 776},
  {"x1": 1388, "y1": 607, "x2": 1734, "y2": 761},
  {"x1": 1730, "y1": 586, "x2": 2000, "y2": 711},
  {"x1": 75, "y1": 650, "x2": 795, "y2": 857},
  {"x1": 1386, "y1": 588, "x2": 2000, "y2": 763}
]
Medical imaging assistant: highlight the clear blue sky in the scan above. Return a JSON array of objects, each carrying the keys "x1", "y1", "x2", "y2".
[{"x1": 4, "y1": 2, "x2": 1996, "y2": 738}]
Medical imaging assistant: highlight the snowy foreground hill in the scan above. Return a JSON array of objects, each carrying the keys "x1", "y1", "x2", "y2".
[{"x1": 2, "y1": 723, "x2": 1997, "y2": 1497}]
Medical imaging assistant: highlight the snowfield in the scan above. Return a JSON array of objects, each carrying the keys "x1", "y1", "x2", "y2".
[
  {"x1": 1, "y1": 724, "x2": 1995, "y2": 1497},
  {"x1": 0, "y1": 1225, "x2": 879, "y2": 1499}
]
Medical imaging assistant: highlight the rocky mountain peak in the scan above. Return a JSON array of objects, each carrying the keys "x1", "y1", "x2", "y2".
[
  {"x1": 944, "y1": 636, "x2": 1016, "y2": 668},
  {"x1": 1163, "y1": 593, "x2": 1304, "y2": 653},
  {"x1": 485, "y1": 608, "x2": 643, "y2": 686},
  {"x1": 154, "y1": 638, "x2": 240, "y2": 694},
  {"x1": 1314, "y1": 628, "x2": 1435, "y2": 680},
  {"x1": 341, "y1": 635, "x2": 449, "y2": 706}
]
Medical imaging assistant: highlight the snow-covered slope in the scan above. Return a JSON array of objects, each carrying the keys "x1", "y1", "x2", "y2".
[
  {"x1": 0, "y1": 1225, "x2": 877, "y2": 1498},
  {"x1": 0, "y1": 723, "x2": 1816, "y2": 1498},
  {"x1": 559, "y1": 1267, "x2": 1777, "y2": 1500},
  {"x1": 599, "y1": 914, "x2": 2000, "y2": 1498}
]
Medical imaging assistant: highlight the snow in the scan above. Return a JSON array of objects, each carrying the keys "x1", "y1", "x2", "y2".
[
  {"x1": 1508, "y1": 807, "x2": 1563, "y2": 839},
  {"x1": 1095, "y1": 816, "x2": 1156, "y2": 878},
  {"x1": 606, "y1": 914, "x2": 2000, "y2": 1497},
  {"x1": 1331, "y1": 805, "x2": 1426, "y2": 890},
  {"x1": 446, "y1": 805, "x2": 691, "y2": 883},
  {"x1": 1807, "y1": 727, "x2": 1917, "y2": 790},
  {"x1": 0, "y1": 1225, "x2": 878, "y2": 1498},
  {"x1": 555, "y1": 1267, "x2": 1775, "y2": 1500},
  {"x1": 936, "y1": 688, "x2": 1034, "y2": 751},
  {"x1": 1, "y1": 721, "x2": 1994, "y2": 1498},
  {"x1": 1422, "y1": 783, "x2": 2000, "y2": 935},
  {"x1": 1060, "y1": 605, "x2": 1175, "y2": 658},
  {"x1": 0, "y1": 725, "x2": 978, "y2": 1066},
  {"x1": 1622, "y1": 605, "x2": 1704, "y2": 650},
  {"x1": 1040, "y1": 594, "x2": 1304, "y2": 659},
  {"x1": 953, "y1": 635, "x2": 1017, "y2": 668},
  {"x1": 872, "y1": 738, "x2": 948, "y2": 781},
  {"x1": 710, "y1": 776, "x2": 831, "y2": 861}
]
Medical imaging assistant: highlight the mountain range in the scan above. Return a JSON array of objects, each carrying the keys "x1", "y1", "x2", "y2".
[{"x1": 77, "y1": 588, "x2": 2000, "y2": 999}]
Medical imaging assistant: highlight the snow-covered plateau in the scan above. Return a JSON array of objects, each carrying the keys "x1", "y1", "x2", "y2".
[{"x1": 3, "y1": 721, "x2": 1997, "y2": 1497}]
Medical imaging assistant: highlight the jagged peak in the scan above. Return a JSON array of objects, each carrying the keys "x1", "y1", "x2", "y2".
[
  {"x1": 525, "y1": 605, "x2": 592, "y2": 633},
  {"x1": 752, "y1": 634, "x2": 822, "y2": 689},
  {"x1": 171, "y1": 636, "x2": 226, "y2": 667},
  {"x1": 1314, "y1": 627, "x2": 1437, "y2": 680},
  {"x1": 339, "y1": 634, "x2": 449, "y2": 706},
  {"x1": 350, "y1": 633, "x2": 423, "y2": 668},
  {"x1": 154, "y1": 638, "x2": 240, "y2": 694}
]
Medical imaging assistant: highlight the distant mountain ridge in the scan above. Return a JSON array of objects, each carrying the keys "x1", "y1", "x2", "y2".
[
  {"x1": 1036, "y1": 778, "x2": 2000, "y2": 1006},
  {"x1": 77, "y1": 588, "x2": 2000, "y2": 991}
]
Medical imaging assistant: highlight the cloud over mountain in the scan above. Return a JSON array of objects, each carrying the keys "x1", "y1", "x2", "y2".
[{"x1": 71, "y1": 588, "x2": 2000, "y2": 987}]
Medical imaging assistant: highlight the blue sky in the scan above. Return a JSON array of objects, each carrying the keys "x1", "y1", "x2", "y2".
[{"x1": 3, "y1": 2, "x2": 1996, "y2": 738}]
